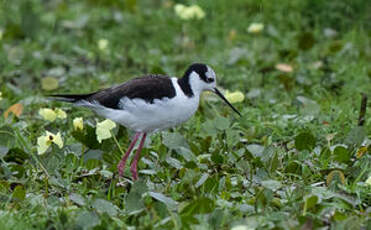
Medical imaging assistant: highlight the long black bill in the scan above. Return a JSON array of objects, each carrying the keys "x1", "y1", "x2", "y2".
[{"x1": 214, "y1": 88, "x2": 242, "y2": 117}]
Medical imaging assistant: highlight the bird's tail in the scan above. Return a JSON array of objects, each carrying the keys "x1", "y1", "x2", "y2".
[{"x1": 48, "y1": 93, "x2": 94, "y2": 104}]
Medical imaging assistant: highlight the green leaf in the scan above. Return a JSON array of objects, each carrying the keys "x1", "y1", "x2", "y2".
[
  {"x1": 296, "y1": 96, "x2": 320, "y2": 116},
  {"x1": 12, "y1": 185, "x2": 25, "y2": 202},
  {"x1": 126, "y1": 191, "x2": 144, "y2": 213},
  {"x1": 246, "y1": 144, "x2": 264, "y2": 158},
  {"x1": 71, "y1": 124, "x2": 99, "y2": 149},
  {"x1": 345, "y1": 127, "x2": 366, "y2": 146},
  {"x1": 333, "y1": 146, "x2": 351, "y2": 163},
  {"x1": 298, "y1": 32, "x2": 315, "y2": 50},
  {"x1": 92, "y1": 199, "x2": 118, "y2": 217},
  {"x1": 295, "y1": 131, "x2": 316, "y2": 151},
  {"x1": 148, "y1": 192, "x2": 177, "y2": 210},
  {"x1": 125, "y1": 180, "x2": 147, "y2": 213},
  {"x1": 162, "y1": 132, "x2": 189, "y2": 150},
  {"x1": 303, "y1": 195, "x2": 318, "y2": 215},
  {"x1": 211, "y1": 152, "x2": 223, "y2": 164},
  {"x1": 195, "y1": 173, "x2": 209, "y2": 188},
  {"x1": 214, "y1": 116, "x2": 230, "y2": 130},
  {"x1": 181, "y1": 197, "x2": 215, "y2": 215},
  {"x1": 69, "y1": 193, "x2": 86, "y2": 206},
  {"x1": 76, "y1": 211, "x2": 100, "y2": 230},
  {"x1": 261, "y1": 180, "x2": 282, "y2": 191}
]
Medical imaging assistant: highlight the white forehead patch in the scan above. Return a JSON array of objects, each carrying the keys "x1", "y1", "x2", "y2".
[{"x1": 206, "y1": 66, "x2": 216, "y2": 80}]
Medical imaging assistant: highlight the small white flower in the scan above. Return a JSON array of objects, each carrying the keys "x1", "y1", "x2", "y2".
[
  {"x1": 96, "y1": 119, "x2": 116, "y2": 143},
  {"x1": 98, "y1": 39, "x2": 109, "y2": 50},
  {"x1": 73, "y1": 117, "x2": 84, "y2": 131},
  {"x1": 0, "y1": 92, "x2": 2, "y2": 101},
  {"x1": 174, "y1": 4, "x2": 205, "y2": 20},
  {"x1": 37, "y1": 131, "x2": 63, "y2": 155},
  {"x1": 247, "y1": 23, "x2": 264, "y2": 34}
]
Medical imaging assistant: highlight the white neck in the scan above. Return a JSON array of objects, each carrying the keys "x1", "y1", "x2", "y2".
[{"x1": 189, "y1": 72, "x2": 204, "y2": 95}]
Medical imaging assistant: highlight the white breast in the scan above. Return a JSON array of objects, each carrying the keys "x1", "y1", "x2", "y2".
[{"x1": 92, "y1": 78, "x2": 200, "y2": 133}]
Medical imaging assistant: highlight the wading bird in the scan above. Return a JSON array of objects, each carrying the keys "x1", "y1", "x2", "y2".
[{"x1": 51, "y1": 63, "x2": 241, "y2": 180}]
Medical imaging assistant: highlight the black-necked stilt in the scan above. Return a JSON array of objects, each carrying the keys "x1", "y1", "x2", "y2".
[{"x1": 51, "y1": 63, "x2": 241, "y2": 180}]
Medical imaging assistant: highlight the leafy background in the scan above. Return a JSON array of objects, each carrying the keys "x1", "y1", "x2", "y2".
[{"x1": 0, "y1": 0, "x2": 370, "y2": 229}]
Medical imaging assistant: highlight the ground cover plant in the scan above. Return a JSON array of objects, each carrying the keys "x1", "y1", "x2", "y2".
[{"x1": 0, "y1": 0, "x2": 370, "y2": 229}]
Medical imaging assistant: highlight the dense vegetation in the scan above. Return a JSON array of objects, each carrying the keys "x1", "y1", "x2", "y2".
[{"x1": 0, "y1": 0, "x2": 370, "y2": 229}]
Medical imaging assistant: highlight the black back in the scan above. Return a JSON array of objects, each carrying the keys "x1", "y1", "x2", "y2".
[
  {"x1": 51, "y1": 75, "x2": 176, "y2": 109},
  {"x1": 91, "y1": 75, "x2": 176, "y2": 109}
]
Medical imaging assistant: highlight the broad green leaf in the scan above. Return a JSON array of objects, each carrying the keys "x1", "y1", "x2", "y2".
[
  {"x1": 211, "y1": 152, "x2": 223, "y2": 164},
  {"x1": 296, "y1": 96, "x2": 320, "y2": 116},
  {"x1": 72, "y1": 124, "x2": 100, "y2": 149},
  {"x1": 76, "y1": 211, "x2": 100, "y2": 230},
  {"x1": 214, "y1": 116, "x2": 230, "y2": 130},
  {"x1": 125, "y1": 180, "x2": 147, "y2": 213},
  {"x1": 298, "y1": 32, "x2": 315, "y2": 50},
  {"x1": 303, "y1": 195, "x2": 318, "y2": 215},
  {"x1": 69, "y1": 193, "x2": 86, "y2": 206},
  {"x1": 148, "y1": 192, "x2": 177, "y2": 210},
  {"x1": 125, "y1": 191, "x2": 144, "y2": 213},
  {"x1": 333, "y1": 146, "x2": 351, "y2": 163},
  {"x1": 345, "y1": 127, "x2": 366, "y2": 146},
  {"x1": 181, "y1": 197, "x2": 215, "y2": 215},
  {"x1": 261, "y1": 180, "x2": 282, "y2": 191},
  {"x1": 246, "y1": 144, "x2": 264, "y2": 157},
  {"x1": 295, "y1": 131, "x2": 316, "y2": 151},
  {"x1": 208, "y1": 209, "x2": 224, "y2": 229},
  {"x1": 92, "y1": 199, "x2": 118, "y2": 217},
  {"x1": 162, "y1": 132, "x2": 189, "y2": 150},
  {"x1": 12, "y1": 185, "x2": 25, "y2": 202}
]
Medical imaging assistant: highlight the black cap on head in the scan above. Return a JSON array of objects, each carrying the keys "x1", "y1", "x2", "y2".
[{"x1": 184, "y1": 63, "x2": 213, "y2": 83}]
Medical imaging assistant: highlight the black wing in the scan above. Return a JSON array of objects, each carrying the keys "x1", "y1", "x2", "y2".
[{"x1": 50, "y1": 75, "x2": 176, "y2": 109}]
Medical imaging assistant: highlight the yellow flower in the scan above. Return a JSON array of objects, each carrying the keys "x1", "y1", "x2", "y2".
[
  {"x1": 39, "y1": 108, "x2": 67, "y2": 121},
  {"x1": 225, "y1": 90, "x2": 245, "y2": 104},
  {"x1": 98, "y1": 39, "x2": 109, "y2": 50},
  {"x1": 55, "y1": 108, "x2": 67, "y2": 119},
  {"x1": 247, "y1": 22, "x2": 264, "y2": 34},
  {"x1": 96, "y1": 119, "x2": 116, "y2": 143},
  {"x1": 174, "y1": 4, "x2": 205, "y2": 20},
  {"x1": 37, "y1": 131, "x2": 63, "y2": 155},
  {"x1": 73, "y1": 117, "x2": 84, "y2": 131},
  {"x1": 0, "y1": 92, "x2": 2, "y2": 101},
  {"x1": 39, "y1": 108, "x2": 57, "y2": 121}
]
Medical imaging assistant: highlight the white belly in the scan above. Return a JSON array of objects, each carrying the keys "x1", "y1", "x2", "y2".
[{"x1": 92, "y1": 78, "x2": 200, "y2": 133}]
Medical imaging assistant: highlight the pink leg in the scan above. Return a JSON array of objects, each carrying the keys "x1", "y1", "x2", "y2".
[
  {"x1": 130, "y1": 133, "x2": 147, "y2": 181},
  {"x1": 117, "y1": 132, "x2": 141, "y2": 177}
]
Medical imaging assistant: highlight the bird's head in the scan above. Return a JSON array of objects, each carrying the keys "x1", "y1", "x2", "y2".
[{"x1": 184, "y1": 63, "x2": 241, "y2": 116}]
